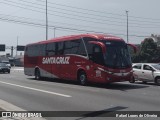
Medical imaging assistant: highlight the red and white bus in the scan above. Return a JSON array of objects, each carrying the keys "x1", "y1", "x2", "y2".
[{"x1": 24, "y1": 34, "x2": 136, "y2": 85}]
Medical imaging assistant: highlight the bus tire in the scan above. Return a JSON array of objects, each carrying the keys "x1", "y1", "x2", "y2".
[
  {"x1": 35, "y1": 69, "x2": 41, "y2": 80},
  {"x1": 129, "y1": 76, "x2": 135, "y2": 83},
  {"x1": 78, "y1": 71, "x2": 87, "y2": 86},
  {"x1": 142, "y1": 81, "x2": 147, "y2": 84},
  {"x1": 155, "y1": 77, "x2": 160, "y2": 86}
]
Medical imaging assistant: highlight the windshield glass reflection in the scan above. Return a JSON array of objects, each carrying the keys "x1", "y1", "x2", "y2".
[{"x1": 104, "y1": 41, "x2": 132, "y2": 68}]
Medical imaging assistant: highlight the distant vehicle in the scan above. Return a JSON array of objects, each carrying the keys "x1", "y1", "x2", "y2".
[
  {"x1": 0, "y1": 63, "x2": 10, "y2": 73},
  {"x1": 131, "y1": 63, "x2": 160, "y2": 85},
  {"x1": 24, "y1": 34, "x2": 137, "y2": 85},
  {"x1": 1, "y1": 61, "x2": 11, "y2": 68}
]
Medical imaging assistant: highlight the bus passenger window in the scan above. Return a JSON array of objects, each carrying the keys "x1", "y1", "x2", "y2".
[
  {"x1": 57, "y1": 42, "x2": 64, "y2": 55},
  {"x1": 46, "y1": 43, "x2": 56, "y2": 56}
]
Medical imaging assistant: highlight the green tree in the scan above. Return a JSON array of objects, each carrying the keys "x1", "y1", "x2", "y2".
[
  {"x1": 132, "y1": 38, "x2": 159, "y2": 63},
  {"x1": 130, "y1": 44, "x2": 141, "y2": 63},
  {"x1": 139, "y1": 38, "x2": 157, "y2": 63}
]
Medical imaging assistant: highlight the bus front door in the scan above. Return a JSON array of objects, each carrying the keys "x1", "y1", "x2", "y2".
[{"x1": 89, "y1": 45, "x2": 105, "y2": 82}]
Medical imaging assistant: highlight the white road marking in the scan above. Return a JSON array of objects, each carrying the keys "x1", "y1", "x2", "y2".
[
  {"x1": 0, "y1": 81, "x2": 72, "y2": 98},
  {"x1": 12, "y1": 68, "x2": 24, "y2": 71}
]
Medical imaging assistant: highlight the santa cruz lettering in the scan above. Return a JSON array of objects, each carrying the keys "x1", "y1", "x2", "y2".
[{"x1": 42, "y1": 57, "x2": 70, "y2": 64}]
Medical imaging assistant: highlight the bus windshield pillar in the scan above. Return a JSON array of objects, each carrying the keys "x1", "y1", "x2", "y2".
[{"x1": 81, "y1": 37, "x2": 89, "y2": 59}]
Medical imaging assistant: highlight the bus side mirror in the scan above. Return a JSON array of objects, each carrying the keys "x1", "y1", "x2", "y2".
[
  {"x1": 89, "y1": 41, "x2": 106, "y2": 54},
  {"x1": 127, "y1": 43, "x2": 137, "y2": 54}
]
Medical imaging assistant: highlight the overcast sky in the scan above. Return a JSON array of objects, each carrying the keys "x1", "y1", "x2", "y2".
[{"x1": 1, "y1": 0, "x2": 160, "y2": 55}]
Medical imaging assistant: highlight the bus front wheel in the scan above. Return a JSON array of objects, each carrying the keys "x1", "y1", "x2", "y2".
[
  {"x1": 129, "y1": 76, "x2": 135, "y2": 83},
  {"x1": 35, "y1": 69, "x2": 41, "y2": 80},
  {"x1": 78, "y1": 71, "x2": 87, "y2": 86}
]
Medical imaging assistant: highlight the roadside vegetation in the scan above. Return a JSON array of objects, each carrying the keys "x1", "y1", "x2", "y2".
[{"x1": 131, "y1": 38, "x2": 160, "y2": 63}]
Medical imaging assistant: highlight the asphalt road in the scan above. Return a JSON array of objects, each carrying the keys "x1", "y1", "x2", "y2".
[{"x1": 0, "y1": 67, "x2": 160, "y2": 120}]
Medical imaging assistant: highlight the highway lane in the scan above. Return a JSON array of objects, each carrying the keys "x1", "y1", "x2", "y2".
[{"x1": 0, "y1": 69, "x2": 160, "y2": 120}]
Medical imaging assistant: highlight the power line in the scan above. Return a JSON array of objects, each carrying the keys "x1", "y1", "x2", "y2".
[
  {"x1": 2, "y1": 0, "x2": 126, "y2": 26},
  {"x1": 0, "y1": 15, "x2": 149, "y2": 38},
  {"x1": 19, "y1": 0, "x2": 126, "y2": 20},
  {"x1": 12, "y1": 0, "x2": 160, "y2": 26},
  {"x1": 25, "y1": 0, "x2": 160, "y2": 26},
  {"x1": 36, "y1": 0, "x2": 160, "y2": 22},
  {"x1": 2, "y1": 0, "x2": 160, "y2": 28},
  {"x1": 0, "y1": 17, "x2": 45, "y2": 27},
  {"x1": 0, "y1": 13, "x2": 126, "y2": 32},
  {"x1": 0, "y1": 0, "x2": 157, "y2": 39},
  {"x1": 0, "y1": 13, "x2": 152, "y2": 35},
  {"x1": 36, "y1": 0, "x2": 127, "y2": 17}
]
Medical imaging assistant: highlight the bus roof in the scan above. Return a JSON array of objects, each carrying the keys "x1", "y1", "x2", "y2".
[{"x1": 27, "y1": 34, "x2": 123, "y2": 46}]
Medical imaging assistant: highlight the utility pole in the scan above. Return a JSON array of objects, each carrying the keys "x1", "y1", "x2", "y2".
[
  {"x1": 46, "y1": 0, "x2": 48, "y2": 40},
  {"x1": 54, "y1": 27, "x2": 56, "y2": 38},
  {"x1": 16, "y1": 36, "x2": 18, "y2": 56},
  {"x1": 126, "y1": 10, "x2": 129, "y2": 43},
  {"x1": 11, "y1": 46, "x2": 14, "y2": 57}
]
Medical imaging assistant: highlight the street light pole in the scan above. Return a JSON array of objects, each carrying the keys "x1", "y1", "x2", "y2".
[
  {"x1": 126, "y1": 10, "x2": 129, "y2": 43},
  {"x1": 11, "y1": 46, "x2": 14, "y2": 57},
  {"x1": 46, "y1": 0, "x2": 48, "y2": 40},
  {"x1": 54, "y1": 27, "x2": 56, "y2": 38},
  {"x1": 16, "y1": 36, "x2": 18, "y2": 56}
]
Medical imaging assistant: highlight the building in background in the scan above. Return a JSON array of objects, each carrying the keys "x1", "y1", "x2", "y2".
[
  {"x1": 14, "y1": 55, "x2": 24, "y2": 66},
  {"x1": 0, "y1": 55, "x2": 9, "y2": 62}
]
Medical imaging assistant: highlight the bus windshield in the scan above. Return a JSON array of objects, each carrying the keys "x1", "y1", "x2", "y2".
[{"x1": 104, "y1": 41, "x2": 132, "y2": 68}]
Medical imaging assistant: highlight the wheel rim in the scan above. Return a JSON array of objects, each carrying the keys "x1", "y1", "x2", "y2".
[
  {"x1": 35, "y1": 70, "x2": 40, "y2": 79},
  {"x1": 130, "y1": 77, "x2": 135, "y2": 83},
  {"x1": 156, "y1": 78, "x2": 160, "y2": 84},
  {"x1": 80, "y1": 74, "x2": 86, "y2": 85}
]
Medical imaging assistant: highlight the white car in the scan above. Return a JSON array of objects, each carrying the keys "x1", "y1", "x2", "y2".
[{"x1": 130, "y1": 63, "x2": 160, "y2": 85}]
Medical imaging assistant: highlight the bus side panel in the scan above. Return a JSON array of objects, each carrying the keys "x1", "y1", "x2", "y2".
[
  {"x1": 38, "y1": 56, "x2": 58, "y2": 78},
  {"x1": 24, "y1": 55, "x2": 38, "y2": 76}
]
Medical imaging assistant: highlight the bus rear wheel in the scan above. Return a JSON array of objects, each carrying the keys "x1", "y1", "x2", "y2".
[
  {"x1": 35, "y1": 69, "x2": 41, "y2": 80},
  {"x1": 78, "y1": 71, "x2": 87, "y2": 86}
]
